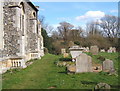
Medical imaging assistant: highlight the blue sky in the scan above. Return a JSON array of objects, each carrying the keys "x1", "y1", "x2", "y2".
[{"x1": 32, "y1": 2, "x2": 118, "y2": 29}]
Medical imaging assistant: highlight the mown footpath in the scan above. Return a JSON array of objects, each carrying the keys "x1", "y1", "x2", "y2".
[{"x1": 2, "y1": 53, "x2": 119, "y2": 89}]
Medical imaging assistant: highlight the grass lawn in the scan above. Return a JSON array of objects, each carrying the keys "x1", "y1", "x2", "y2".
[{"x1": 2, "y1": 53, "x2": 119, "y2": 89}]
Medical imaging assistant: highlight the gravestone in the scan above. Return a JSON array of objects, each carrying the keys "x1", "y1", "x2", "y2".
[
  {"x1": 112, "y1": 47, "x2": 116, "y2": 53},
  {"x1": 90, "y1": 45, "x2": 99, "y2": 55},
  {"x1": 107, "y1": 49, "x2": 112, "y2": 53},
  {"x1": 100, "y1": 49, "x2": 105, "y2": 52},
  {"x1": 83, "y1": 47, "x2": 89, "y2": 52},
  {"x1": 87, "y1": 56, "x2": 93, "y2": 72},
  {"x1": 102, "y1": 59, "x2": 114, "y2": 72},
  {"x1": 107, "y1": 47, "x2": 116, "y2": 53},
  {"x1": 76, "y1": 53, "x2": 93, "y2": 73},
  {"x1": 86, "y1": 47, "x2": 90, "y2": 52},
  {"x1": 61, "y1": 48, "x2": 66, "y2": 54}
]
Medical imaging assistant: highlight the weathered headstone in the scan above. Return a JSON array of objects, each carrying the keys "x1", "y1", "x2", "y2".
[
  {"x1": 76, "y1": 53, "x2": 93, "y2": 73},
  {"x1": 102, "y1": 59, "x2": 114, "y2": 72},
  {"x1": 107, "y1": 47, "x2": 116, "y2": 53},
  {"x1": 61, "y1": 48, "x2": 66, "y2": 54},
  {"x1": 90, "y1": 45, "x2": 99, "y2": 55},
  {"x1": 107, "y1": 49, "x2": 112, "y2": 53},
  {"x1": 112, "y1": 47, "x2": 116, "y2": 52},
  {"x1": 87, "y1": 56, "x2": 93, "y2": 72},
  {"x1": 100, "y1": 49, "x2": 105, "y2": 52},
  {"x1": 83, "y1": 47, "x2": 89, "y2": 52}
]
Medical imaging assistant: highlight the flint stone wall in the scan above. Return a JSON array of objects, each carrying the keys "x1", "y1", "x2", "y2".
[
  {"x1": 3, "y1": 2, "x2": 20, "y2": 57},
  {"x1": 25, "y1": 2, "x2": 38, "y2": 53},
  {"x1": 2, "y1": 1, "x2": 41, "y2": 58}
]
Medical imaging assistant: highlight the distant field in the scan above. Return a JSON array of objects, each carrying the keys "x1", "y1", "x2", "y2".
[{"x1": 2, "y1": 53, "x2": 119, "y2": 89}]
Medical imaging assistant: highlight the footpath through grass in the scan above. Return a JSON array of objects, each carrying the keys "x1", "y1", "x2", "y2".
[{"x1": 2, "y1": 53, "x2": 119, "y2": 89}]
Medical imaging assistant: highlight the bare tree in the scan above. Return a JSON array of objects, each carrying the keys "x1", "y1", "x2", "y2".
[
  {"x1": 57, "y1": 21, "x2": 74, "y2": 43},
  {"x1": 39, "y1": 15, "x2": 54, "y2": 36},
  {"x1": 98, "y1": 15, "x2": 119, "y2": 38},
  {"x1": 39, "y1": 15, "x2": 45, "y2": 27},
  {"x1": 86, "y1": 21, "x2": 102, "y2": 36},
  {"x1": 69, "y1": 26, "x2": 83, "y2": 41},
  {"x1": 51, "y1": 30, "x2": 60, "y2": 40}
]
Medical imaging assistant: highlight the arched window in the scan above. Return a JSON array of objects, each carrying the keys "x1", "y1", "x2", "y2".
[
  {"x1": 19, "y1": 2, "x2": 25, "y2": 35},
  {"x1": 32, "y1": 12, "x2": 36, "y2": 18}
]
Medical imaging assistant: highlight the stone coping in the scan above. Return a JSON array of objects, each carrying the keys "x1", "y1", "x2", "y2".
[{"x1": 0, "y1": 56, "x2": 24, "y2": 62}]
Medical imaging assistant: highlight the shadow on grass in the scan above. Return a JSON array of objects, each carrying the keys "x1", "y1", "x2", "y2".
[
  {"x1": 111, "y1": 85, "x2": 120, "y2": 89},
  {"x1": 58, "y1": 71, "x2": 67, "y2": 74},
  {"x1": 59, "y1": 58, "x2": 72, "y2": 61},
  {"x1": 81, "y1": 81, "x2": 98, "y2": 85}
]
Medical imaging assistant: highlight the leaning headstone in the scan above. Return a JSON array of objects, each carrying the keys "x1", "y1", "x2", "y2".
[
  {"x1": 61, "y1": 48, "x2": 66, "y2": 54},
  {"x1": 90, "y1": 45, "x2": 99, "y2": 55},
  {"x1": 94, "y1": 83, "x2": 111, "y2": 90},
  {"x1": 76, "y1": 53, "x2": 93, "y2": 73},
  {"x1": 102, "y1": 59, "x2": 114, "y2": 72}
]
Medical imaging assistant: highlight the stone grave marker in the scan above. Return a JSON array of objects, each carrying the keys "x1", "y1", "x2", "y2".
[
  {"x1": 112, "y1": 47, "x2": 116, "y2": 52},
  {"x1": 90, "y1": 45, "x2": 99, "y2": 55},
  {"x1": 100, "y1": 49, "x2": 105, "y2": 52},
  {"x1": 76, "y1": 53, "x2": 93, "y2": 73},
  {"x1": 102, "y1": 59, "x2": 114, "y2": 72},
  {"x1": 83, "y1": 47, "x2": 89, "y2": 52},
  {"x1": 107, "y1": 47, "x2": 116, "y2": 53},
  {"x1": 61, "y1": 48, "x2": 66, "y2": 54}
]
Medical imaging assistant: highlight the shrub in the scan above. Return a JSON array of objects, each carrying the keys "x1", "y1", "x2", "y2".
[{"x1": 74, "y1": 41, "x2": 80, "y2": 45}]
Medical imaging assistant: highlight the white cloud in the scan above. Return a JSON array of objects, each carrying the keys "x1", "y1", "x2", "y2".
[
  {"x1": 110, "y1": 10, "x2": 118, "y2": 13},
  {"x1": 75, "y1": 11, "x2": 105, "y2": 21}
]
